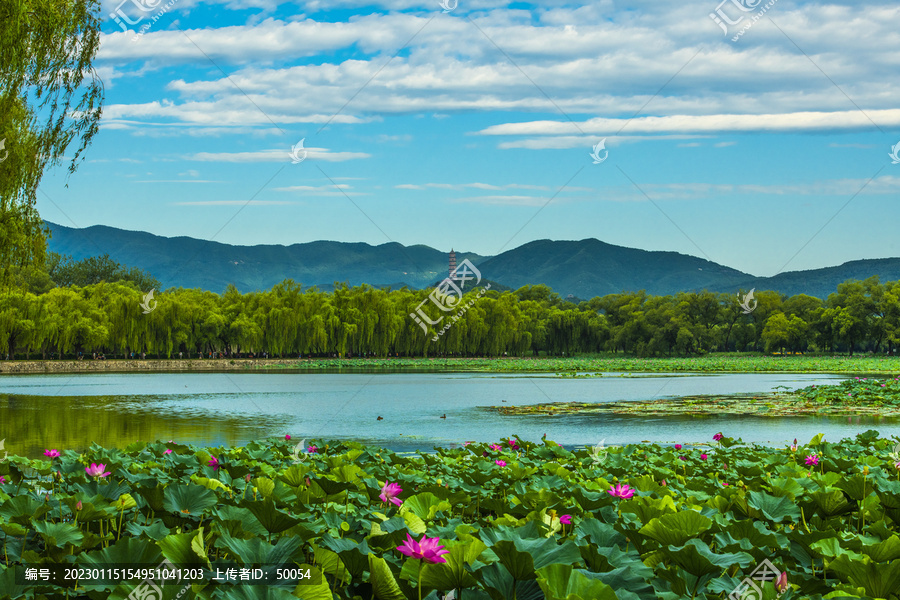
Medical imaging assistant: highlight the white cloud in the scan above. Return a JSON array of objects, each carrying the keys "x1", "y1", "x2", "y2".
[
  {"x1": 479, "y1": 110, "x2": 900, "y2": 139},
  {"x1": 94, "y1": 4, "x2": 900, "y2": 134},
  {"x1": 185, "y1": 148, "x2": 370, "y2": 162},
  {"x1": 448, "y1": 194, "x2": 550, "y2": 206},
  {"x1": 272, "y1": 184, "x2": 365, "y2": 196},
  {"x1": 172, "y1": 200, "x2": 295, "y2": 205},
  {"x1": 395, "y1": 182, "x2": 563, "y2": 191},
  {"x1": 134, "y1": 179, "x2": 224, "y2": 183},
  {"x1": 597, "y1": 175, "x2": 900, "y2": 202}
]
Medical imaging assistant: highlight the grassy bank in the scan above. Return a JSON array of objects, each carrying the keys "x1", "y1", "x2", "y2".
[
  {"x1": 3, "y1": 354, "x2": 900, "y2": 375},
  {"x1": 2, "y1": 433, "x2": 900, "y2": 599}
]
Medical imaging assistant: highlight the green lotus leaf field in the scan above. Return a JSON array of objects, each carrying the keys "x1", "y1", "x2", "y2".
[{"x1": 2, "y1": 431, "x2": 900, "y2": 599}]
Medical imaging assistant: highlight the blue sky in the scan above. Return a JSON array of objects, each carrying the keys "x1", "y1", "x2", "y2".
[{"x1": 35, "y1": 0, "x2": 900, "y2": 278}]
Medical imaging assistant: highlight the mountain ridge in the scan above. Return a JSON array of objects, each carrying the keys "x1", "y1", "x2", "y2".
[{"x1": 44, "y1": 221, "x2": 900, "y2": 299}]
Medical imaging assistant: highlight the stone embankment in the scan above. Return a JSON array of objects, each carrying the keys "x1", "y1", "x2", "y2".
[{"x1": 0, "y1": 359, "x2": 297, "y2": 373}]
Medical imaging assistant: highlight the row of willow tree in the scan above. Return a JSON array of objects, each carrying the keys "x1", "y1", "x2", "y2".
[{"x1": 0, "y1": 276, "x2": 899, "y2": 359}]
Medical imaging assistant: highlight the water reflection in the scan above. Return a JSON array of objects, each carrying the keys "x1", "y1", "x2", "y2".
[
  {"x1": 0, "y1": 394, "x2": 290, "y2": 458},
  {"x1": 1, "y1": 371, "x2": 892, "y2": 457}
]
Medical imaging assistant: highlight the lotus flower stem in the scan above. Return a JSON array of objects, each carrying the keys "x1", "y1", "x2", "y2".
[
  {"x1": 117, "y1": 506, "x2": 124, "y2": 541},
  {"x1": 417, "y1": 560, "x2": 423, "y2": 600}
]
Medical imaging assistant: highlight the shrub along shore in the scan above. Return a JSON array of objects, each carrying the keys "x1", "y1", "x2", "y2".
[{"x1": 1, "y1": 433, "x2": 899, "y2": 599}]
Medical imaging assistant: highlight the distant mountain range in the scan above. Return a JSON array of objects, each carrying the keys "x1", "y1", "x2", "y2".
[{"x1": 45, "y1": 222, "x2": 900, "y2": 300}]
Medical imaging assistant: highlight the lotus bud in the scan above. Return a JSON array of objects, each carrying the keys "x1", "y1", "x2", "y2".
[
  {"x1": 775, "y1": 571, "x2": 788, "y2": 593},
  {"x1": 76, "y1": 501, "x2": 82, "y2": 511},
  {"x1": 245, "y1": 473, "x2": 252, "y2": 482}
]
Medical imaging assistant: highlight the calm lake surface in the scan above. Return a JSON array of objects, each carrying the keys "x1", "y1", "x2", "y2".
[{"x1": 0, "y1": 371, "x2": 893, "y2": 456}]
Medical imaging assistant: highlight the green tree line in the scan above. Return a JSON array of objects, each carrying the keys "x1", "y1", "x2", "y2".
[{"x1": 1, "y1": 274, "x2": 899, "y2": 359}]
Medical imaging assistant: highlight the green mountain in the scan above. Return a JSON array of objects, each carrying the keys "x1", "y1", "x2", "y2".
[
  {"x1": 44, "y1": 222, "x2": 900, "y2": 299},
  {"x1": 725, "y1": 258, "x2": 900, "y2": 299},
  {"x1": 44, "y1": 222, "x2": 485, "y2": 293},
  {"x1": 477, "y1": 238, "x2": 752, "y2": 299}
]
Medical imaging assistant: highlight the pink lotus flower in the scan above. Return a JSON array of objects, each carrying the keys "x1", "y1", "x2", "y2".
[
  {"x1": 164, "y1": 449, "x2": 173, "y2": 455},
  {"x1": 85, "y1": 463, "x2": 110, "y2": 478},
  {"x1": 805, "y1": 454, "x2": 819, "y2": 466},
  {"x1": 397, "y1": 533, "x2": 450, "y2": 564},
  {"x1": 722, "y1": 482, "x2": 730, "y2": 487},
  {"x1": 713, "y1": 433, "x2": 723, "y2": 441},
  {"x1": 285, "y1": 434, "x2": 291, "y2": 440},
  {"x1": 44, "y1": 449, "x2": 60, "y2": 458},
  {"x1": 307, "y1": 445, "x2": 318, "y2": 454},
  {"x1": 895, "y1": 461, "x2": 900, "y2": 470},
  {"x1": 495, "y1": 460, "x2": 507, "y2": 467},
  {"x1": 490, "y1": 444, "x2": 501, "y2": 451},
  {"x1": 559, "y1": 514, "x2": 572, "y2": 525},
  {"x1": 679, "y1": 456, "x2": 686, "y2": 461},
  {"x1": 775, "y1": 571, "x2": 788, "y2": 593},
  {"x1": 208, "y1": 456, "x2": 219, "y2": 470},
  {"x1": 380, "y1": 482, "x2": 403, "y2": 506},
  {"x1": 507, "y1": 439, "x2": 517, "y2": 449},
  {"x1": 608, "y1": 484, "x2": 634, "y2": 499},
  {"x1": 0, "y1": 476, "x2": 6, "y2": 484},
  {"x1": 700, "y1": 453, "x2": 708, "y2": 461},
  {"x1": 674, "y1": 444, "x2": 682, "y2": 450}
]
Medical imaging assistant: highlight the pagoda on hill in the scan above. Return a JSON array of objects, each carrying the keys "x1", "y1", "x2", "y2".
[{"x1": 449, "y1": 249, "x2": 457, "y2": 278}]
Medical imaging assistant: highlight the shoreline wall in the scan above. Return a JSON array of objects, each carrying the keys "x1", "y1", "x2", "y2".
[{"x1": 0, "y1": 359, "x2": 299, "y2": 374}]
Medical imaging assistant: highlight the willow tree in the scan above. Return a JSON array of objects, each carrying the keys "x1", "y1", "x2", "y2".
[{"x1": 0, "y1": 0, "x2": 104, "y2": 279}]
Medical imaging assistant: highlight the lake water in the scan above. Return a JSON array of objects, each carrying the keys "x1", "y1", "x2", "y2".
[{"x1": 0, "y1": 371, "x2": 894, "y2": 456}]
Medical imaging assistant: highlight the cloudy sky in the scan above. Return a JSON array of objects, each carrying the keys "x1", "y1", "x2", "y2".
[{"x1": 36, "y1": 0, "x2": 900, "y2": 278}]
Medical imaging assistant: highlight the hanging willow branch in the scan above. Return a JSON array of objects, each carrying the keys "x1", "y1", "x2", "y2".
[{"x1": 0, "y1": 0, "x2": 104, "y2": 275}]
